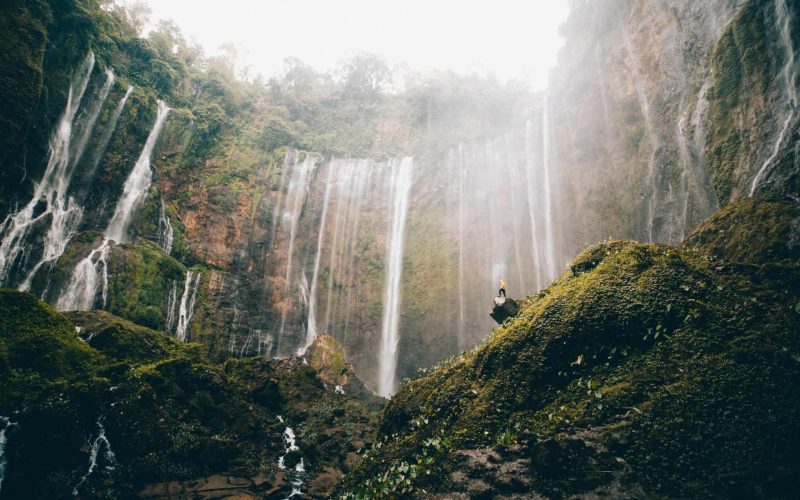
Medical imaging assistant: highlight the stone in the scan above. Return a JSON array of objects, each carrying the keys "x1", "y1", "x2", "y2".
[{"x1": 490, "y1": 297, "x2": 520, "y2": 324}]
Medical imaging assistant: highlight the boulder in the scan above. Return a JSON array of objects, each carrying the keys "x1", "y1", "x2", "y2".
[{"x1": 490, "y1": 297, "x2": 519, "y2": 324}]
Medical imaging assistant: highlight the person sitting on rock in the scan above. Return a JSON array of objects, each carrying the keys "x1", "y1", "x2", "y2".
[{"x1": 498, "y1": 279, "x2": 507, "y2": 297}]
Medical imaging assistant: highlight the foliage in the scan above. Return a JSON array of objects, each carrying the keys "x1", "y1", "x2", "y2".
[{"x1": 337, "y1": 199, "x2": 800, "y2": 497}]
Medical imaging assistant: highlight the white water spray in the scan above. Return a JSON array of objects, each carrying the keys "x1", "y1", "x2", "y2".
[
  {"x1": 157, "y1": 199, "x2": 174, "y2": 255},
  {"x1": 175, "y1": 270, "x2": 201, "y2": 342},
  {"x1": 303, "y1": 162, "x2": 335, "y2": 352},
  {"x1": 277, "y1": 154, "x2": 318, "y2": 341},
  {"x1": 0, "y1": 52, "x2": 95, "y2": 288},
  {"x1": 55, "y1": 239, "x2": 110, "y2": 311},
  {"x1": 106, "y1": 100, "x2": 170, "y2": 243},
  {"x1": 377, "y1": 157, "x2": 414, "y2": 398},
  {"x1": 72, "y1": 416, "x2": 116, "y2": 497},
  {"x1": 56, "y1": 100, "x2": 170, "y2": 311},
  {"x1": 0, "y1": 417, "x2": 18, "y2": 494},
  {"x1": 750, "y1": 0, "x2": 798, "y2": 195}
]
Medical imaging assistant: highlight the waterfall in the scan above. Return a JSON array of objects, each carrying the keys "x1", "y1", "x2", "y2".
[
  {"x1": 55, "y1": 100, "x2": 170, "y2": 311},
  {"x1": 277, "y1": 153, "x2": 318, "y2": 341},
  {"x1": 675, "y1": 77, "x2": 718, "y2": 240},
  {"x1": 87, "y1": 86, "x2": 133, "y2": 179},
  {"x1": 277, "y1": 422, "x2": 306, "y2": 497},
  {"x1": 322, "y1": 159, "x2": 372, "y2": 335},
  {"x1": 377, "y1": 157, "x2": 414, "y2": 398},
  {"x1": 622, "y1": 29, "x2": 659, "y2": 242},
  {"x1": 176, "y1": 270, "x2": 201, "y2": 342},
  {"x1": 303, "y1": 161, "x2": 335, "y2": 352},
  {"x1": 54, "y1": 239, "x2": 111, "y2": 311},
  {"x1": 165, "y1": 279, "x2": 178, "y2": 332},
  {"x1": 540, "y1": 96, "x2": 559, "y2": 281},
  {"x1": 0, "y1": 52, "x2": 95, "y2": 288},
  {"x1": 750, "y1": 0, "x2": 798, "y2": 195},
  {"x1": 106, "y1": 100, "x2": 171, "y2": 243},
  {"x1": 72, "y1": 416, "x2": 116, "y2": 497},
  {"x1": 524, "y1": 119, "x2": 544, "y2": 291},
  {"x1": 70, "y1": 69, "x2": 116, "y2": 173},
  {"x1": 0, "y1": 417, "x2": 18, "y2": 494},
  {"x1": 457, "y1": 146, "x2": 466, "y2": 350},
  {"x1": 157, "y1": 198, "x2": 174, "y2": 255},
  {"x1": 448, "y1": 116, "x2": 565, "y2": 350}
]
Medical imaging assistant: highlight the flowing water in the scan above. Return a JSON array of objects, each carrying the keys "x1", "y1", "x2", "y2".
[
  {"x1": 72, "y1": 416, "x2": 116, "y2": 496},
  {"x1": 377, "y1": 158, "x2": 414, "y2": 398},
  {"x1": 105, "y1": 100, "x2": 171, "y2": 243},
  {"x1": 303, "y1": 161, "x2": 335, "y2": 352},
  {"x1": 55, "y1": 239, "x2": 111, "y2": 311},
  {"x1": 451, "y1": 113, "x2": 562, "y2": 349},
  {"x1": 622, "y1": 29, "x2": 660, "y2": 242},
  {"x1": 176, "y1": 270, "x2": 201, "y2": 342},
  {"x1": 56, "y1": 101, "x2": 170, "y2": 311},
  {"x1": 750, "y1": 0, "x2": 798, "y2": 195},
  {"x1": 0, "y1": 52, "x2": 96, "y2": 288},
  {"x1": 277, "y1": 422, "x2": 306, "y2": 497},
  {"x1": 86, "y1": 86, "x2": 133, "y2": 180},
  {"x1": 157, "y1": 198, "x2": 174, "y2": 255},
  {"x1": 165, "y1": 279, "x2": 178, "y2": 332},
  {"x1": 0, "y1": 417, "x2": 18, "y2": 494},
  {"x1": 277, "y1": 153, "x2": 318, "y2": 343}
]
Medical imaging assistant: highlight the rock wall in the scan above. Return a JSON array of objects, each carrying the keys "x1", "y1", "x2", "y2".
[{"x1": 1, "y1": 0, "x2": 797, "y2": 393}]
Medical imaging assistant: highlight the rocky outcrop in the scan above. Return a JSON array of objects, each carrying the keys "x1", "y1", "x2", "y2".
[
  {"x1": 490, "y1": 297, "x2": 519, "y2": 324},
  {"x1": 0, "y1": 291, "x2": 382, "y2": 498},
  {"x1": 337, "y1": 199, "x2": 800, "y2": 498}
]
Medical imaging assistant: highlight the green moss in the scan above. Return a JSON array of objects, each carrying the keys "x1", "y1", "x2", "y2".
[
  {"x1": 0, "y1": 289, "x2": 383, "y2": 498},
  {"x1": 338, "y1": 199, "x2": 800, "y2": 497},
  {"x1": 706, "y1": 0, "x2": 772, "y2": 202},
  {"x1": 682, "y1": 197, "x2": 800, "y2": 264},
  {"x1": 106, "y1": 240, "x2": 186, "y2": 330}
]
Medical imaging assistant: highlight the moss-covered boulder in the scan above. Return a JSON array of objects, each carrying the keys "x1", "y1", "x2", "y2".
[
  {"x1": 336, "y1": 199, "x2": 800, "y2": 498},
  {"x1": 0, "y1": 290, "x2": 383, "y2": 498},
  {"x1": 308, "y1": 334, "x2": 353, "y2": 387}
]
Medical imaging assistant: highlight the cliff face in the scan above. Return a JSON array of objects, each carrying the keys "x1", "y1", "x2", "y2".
[
  {"x1": 0, "y1": 0, "x2": 797, "y2": 392},
  {"x1": 336, "y1": 198, "x2": 800, "y2": 498}
]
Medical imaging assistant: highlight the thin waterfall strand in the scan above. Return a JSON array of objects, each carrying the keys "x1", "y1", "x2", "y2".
[
  {"x1": 0, "y1": 52, "x2": 95, "y2": 287},
  {"x1": 377, "y1": 157, "x2": 414, "y2": 397}
]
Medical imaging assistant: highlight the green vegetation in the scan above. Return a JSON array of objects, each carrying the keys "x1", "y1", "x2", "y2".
[
  {"x1": 707, "y1": 1, "x2": 772, "y2": 202},
  {"x1": 337, "y1": 199, "x2": 800, "y2": 498},
  {"x1": 0, "y1": 290, "x2": 381, "y2": 498}
]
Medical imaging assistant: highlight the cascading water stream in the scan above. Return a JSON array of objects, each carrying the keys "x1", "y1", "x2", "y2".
[
  {"x1": 176, "y1": 270, "x2": 201, "y2": 342},
  {"x1": 277, "y1": 154, "x2": 317, "y2": 342},
  {"x1": 86, "y1": 86, "x2": 133, "y2": 179},
  {"x1": 540, "y1": 96, "x2": 559, "y2": 281},
  {"x1": 750, "y1": 0, "x2": 798, "y2": 195},
  {"x1": 157, "y1": 199, "x2": 174, "y2": 255},
  {"x1": 56, "y1": 100, "x2": 170, "y2": 311},
  {"x1": 622, "y1": 29, "x2": 659, "y2": 242},
  {"x1": 69, "y1": 69, "x2": 116, "y2": 173},
  {"x1": 165, "y1": 279, "x2": 178, "y2": 332},
  {"x1": 277, "y1": 419, "x2": 306, "y2": 497},
  {"x1": 0, "y1": 52, "x2": 95, "y2": 288},
  {"x1": 303, "y1": 162, "x2": 335, "y2": 352},
  {"x1": 72, "y1": 416, "x2": 116, "y2": 497},
  {"x1": 524, "y1": 119, "x2": 544, "y2": 291},
  {"x1": 106, "y1": 100, "x2": 171, "y2": 243},
  {"x1": 55, "y1": 240, "x2": 111, "y2": 311},
  {"x1": 0, "y1": 417, "x2": 18, "y2": 494},
  {"x1": 377, "y1": 157, "x2": 414, "y2": 398}
]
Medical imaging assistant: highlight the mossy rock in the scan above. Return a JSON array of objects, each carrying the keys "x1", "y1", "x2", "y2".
[
  {"x1": 0, "y1": 290, "x2": 383, "y2": 498},
  {"x1": 337, "y1": 200, "x2": 800, "y2": 498},
  {"x1": 307, "y1": 334, "x2": 352, "y2": 387},
  {"x1": 682, "y1": 196, "x2": 800, "y2": 265}
]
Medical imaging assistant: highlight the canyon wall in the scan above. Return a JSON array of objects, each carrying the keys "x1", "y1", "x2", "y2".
[{"x1": 1, "y1": 0, "x2": 797, "y2": 392}]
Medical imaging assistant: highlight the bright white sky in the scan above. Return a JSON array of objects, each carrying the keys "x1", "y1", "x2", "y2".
[{"x1": 138, "y1": 0, "x2": 570, "y2": 89}]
